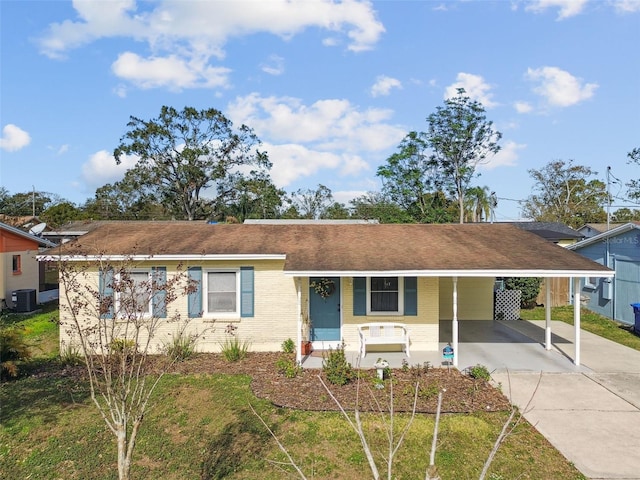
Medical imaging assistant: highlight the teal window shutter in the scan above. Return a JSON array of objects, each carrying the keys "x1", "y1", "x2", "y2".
[
  {"x1": 240, "y1": 267, "x2": 254, "y2": 318},
  {"x1": 152, "y1": 266, "x2": 167, "y2": 318},
  {"x1": 188, "y1": 267, "x2": 202, "y2": 318},
  {"x1": 404, "y1": 277, "x2": 417, "y2": 316},
  {"x1": 99, "y1": 268, "x2": 114, "y2": 319},
  {"x1": 353, "y1": 277, "x2": 366, "y2": 316}
]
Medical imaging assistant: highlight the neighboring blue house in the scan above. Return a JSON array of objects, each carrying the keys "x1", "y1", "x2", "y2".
[{"x1": 567, "y1": 222, "x2": 640, "y2": 325}]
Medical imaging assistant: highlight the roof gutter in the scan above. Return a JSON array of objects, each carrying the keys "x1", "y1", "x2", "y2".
[
  {"x1": 37, "y1": 254, "x2": 288, "y2": 262},
  {"x1": 283, "y1": 269, "x2": 614, "y2": 278},
  {"x1": 567, "y1": 222, "x2": 640, "y2": 250}
]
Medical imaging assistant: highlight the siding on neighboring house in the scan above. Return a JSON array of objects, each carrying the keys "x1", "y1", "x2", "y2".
[
  {"x1": 571, "y1": 226, "x2": 640, "y2": 325},
  {"x1": 0, "y1": 229, "x2": 41, "y2": 308}
]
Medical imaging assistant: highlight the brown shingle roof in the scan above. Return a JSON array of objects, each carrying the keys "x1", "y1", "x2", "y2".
[{"x1": 51, "y1": 221, "x2": 612, "y2": 276}]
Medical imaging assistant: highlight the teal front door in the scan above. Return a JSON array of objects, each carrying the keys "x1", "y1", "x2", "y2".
[{"x1": 309, "y1": 277, "x2": 341, "y2": 341}]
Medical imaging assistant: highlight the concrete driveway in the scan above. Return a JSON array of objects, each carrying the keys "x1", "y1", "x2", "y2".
[{"x1": 490, "y1": 321, "x2": 640, "y2": 480}]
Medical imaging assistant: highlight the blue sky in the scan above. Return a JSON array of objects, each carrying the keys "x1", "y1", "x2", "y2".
[{"x1": 1, "y1": 0, "x2": 639, "y2": 221}]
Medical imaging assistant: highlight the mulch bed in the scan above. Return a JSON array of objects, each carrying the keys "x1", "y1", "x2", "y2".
[
  {"x1": 23, "y1": 352, "x2": 511, "y2": 414},
  {"x1": 168, "y1": 352, "x2": 512, "y2": 414}
]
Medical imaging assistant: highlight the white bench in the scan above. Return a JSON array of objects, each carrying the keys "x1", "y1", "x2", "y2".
[{"x1": 358, "y1": 323, "x2": 410, "y2": 358}]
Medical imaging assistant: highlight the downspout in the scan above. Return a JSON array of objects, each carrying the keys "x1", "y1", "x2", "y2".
[
  {"x1": 296, "y1": 277, "x2": 302, "y2": 364},
  {"x1": 573, "y1": 277, "x2": 581, "y2": 366},
  {"x1": 545, "y1": 279, "x2": 552, "y2": 350},
  {"x1": 452, "y1": 276, "x2": 459, "y2": 368}
]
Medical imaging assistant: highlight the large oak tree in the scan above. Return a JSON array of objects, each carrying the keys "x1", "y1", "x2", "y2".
[
  {"x1": 114, "y1": 106, "x2": 271, "y2": 221},
  {"x1": 521, "y1": 159, "x2": 607, "y2": 228}
]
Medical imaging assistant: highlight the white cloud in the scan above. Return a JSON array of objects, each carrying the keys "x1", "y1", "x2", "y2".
[
  {"x1": 514, "y1": 101, "x2": 533, "y2": 113},
  {"x1": 525, "y1": 0, "x2": 588, "y2": 20},
  {"x1": 261, "y1": 55, "x2": 285, "y2": 76},
  {"x1": 526, "y1": 66, "x2": 598, "y2": 107},
  {"x1": 226, "y1": 93, "x2": 404, "y2": 186},
  {"x1": 610, "y1": 0, "x2": 640, "y2": 13},
  {"x1": 262, "y1": 143, "x2": 343, "y2": 187},
  {"x1": 81, "y1": 150, "x2": 138, "y2": 189},
  {"x1": 48, "y1": 144, "x2": 70, "y2": 155},
  {"x1": 227, "y1": 93, "x2": 405, "y2": 151},
  {"x1": 111, "y1": 52, "x2": 232, "y2": 91},
  {"x1": 38, "y1": 1, "x2": 384, "y2": 91},
  {"x1": 479, "y1": 140, "x2": 526, "y2": 170},
  {"x1": 445, "y1": 73, "x2": 498, "y2": 108},
  {"x1": 370, "y1": 75, "x2": 402, "y2": 97},
  {"x1": 0, "y1": 124, "x2": 31, "y2": 152}
]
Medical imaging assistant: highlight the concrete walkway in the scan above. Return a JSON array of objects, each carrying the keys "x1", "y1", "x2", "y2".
[{"x1": 491, "y1": 321, "x2": 640, "y2": 480}]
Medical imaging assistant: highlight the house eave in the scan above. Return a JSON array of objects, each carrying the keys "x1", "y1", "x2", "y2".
[
  {"x1": 567, "y1": 222, "x2": 640, "y2": 250},
  {"x1": 283, "y1": 269, "x2": 615, "y2": 278},
  {"x1": 37, "y1": 254, "x2": 288, "y2": 262}
]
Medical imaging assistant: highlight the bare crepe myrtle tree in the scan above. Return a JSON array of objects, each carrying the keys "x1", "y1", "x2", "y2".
[
  {"x1": 254, "y1": 369, "x2": 542, "y2": 480},
  {"x1": 55, "y1": 255, "x2": 199, "y2": 480}
]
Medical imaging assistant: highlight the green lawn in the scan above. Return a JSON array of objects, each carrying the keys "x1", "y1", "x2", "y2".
[
  {"x1": 0, "y1": 306, "x2": 593, "y2": 479},
  {"x1": 520, "y1": 305, "x2": 640, "y2": 351}
]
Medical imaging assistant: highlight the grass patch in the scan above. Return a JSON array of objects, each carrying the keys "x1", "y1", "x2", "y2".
[
  {"x1": 0, "y1": 302, "x2": 60, "y2": 360},
  {"x1": 0, "y1": 307, "x2": 590, "y2": 478},
  {"x1": 1, "y1": 371, "x2": 586, "y2": 479},
  {"x1": 520, "y1": 306, "x2": 640, "y2": 351}
]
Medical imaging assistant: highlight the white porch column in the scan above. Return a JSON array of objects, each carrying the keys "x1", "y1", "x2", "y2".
[
  {"x1": 545, "y1": 279, "x2": 552, "y2": 350},
  {"x1": 452, "y1": 276, "x2": 459, "y2": 368},
  {"x1": 296, "y1": 277, "x2": 302, "y2": 364},
  {"x1": 573, "y1": 277, "x2": 581, "y2": 366}
]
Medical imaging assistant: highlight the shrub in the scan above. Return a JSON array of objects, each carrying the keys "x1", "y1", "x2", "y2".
[
  {"x1": 0, "y1": 328, "x2": 31, "y2": 379},
  {"x1": 220, "y1": 337, "x2": 250, "y2": 362},
  {"x1": 275, "y1": 355, "x2": 302, "y2": 378},
  {"x1": 468, "y1": 363, "x2": 491, "y2": 382},
  {"x1": 60, "y1": 343, "x2": 83, "y2": 366},
  {"x1": 164, "y1": 331, "x2": 198, "y2": 362},
  {"x1": 322, "y1": 343, "x2": 353, "y2": 386},
  {"x1": 504, "y1": 277, "x2": 543, "y2": 309},
  {"x1": 281, "y1": 338, "x2": 295, "y2": 354}
]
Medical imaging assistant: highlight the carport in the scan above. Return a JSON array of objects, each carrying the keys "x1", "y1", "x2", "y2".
[{"x1": 443, "y1": 271, "x2": 614, "y2": 368}]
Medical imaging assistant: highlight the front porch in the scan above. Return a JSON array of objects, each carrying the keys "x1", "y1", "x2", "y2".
[{"x1": 301, "y1": 319, "x2": 589, "y2": 374}]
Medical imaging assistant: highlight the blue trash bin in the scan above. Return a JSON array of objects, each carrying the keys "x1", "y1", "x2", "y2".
[{"x1": 631, "y1": 303, "x2": 640, "y2": 335}]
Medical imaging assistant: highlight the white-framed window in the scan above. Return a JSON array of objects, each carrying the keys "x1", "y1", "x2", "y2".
[
  {"x1": 118, "y1": 270, "x2": 152, "y2": 317},
  {"x1": 584, "y1": 276, "x2": 598, "y2": 289},
  {"x1": 367, "y1": 277, "x2": 404, "y2": 315},
  {"x1": 204, "y1": 270, "x2": 239, "y2": 316}
]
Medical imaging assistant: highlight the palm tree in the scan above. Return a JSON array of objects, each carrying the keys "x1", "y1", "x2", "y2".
[{"x1": 464, "y1": 186, "x2": 494, "y2": 222}]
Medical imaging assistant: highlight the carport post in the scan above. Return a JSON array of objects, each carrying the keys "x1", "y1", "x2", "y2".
[
  {"x1": 452, "y1": 276, "x2": 459, "y2": 368},
  {"x1": 574, "y1": 278, "x2": 581, "y2": 366},
  {"x1": 296, "y1": 277, "x2": 302, "y2": 364},
  {"x1": 545, "y1": 279, "x2": 552, "y2": 350}
]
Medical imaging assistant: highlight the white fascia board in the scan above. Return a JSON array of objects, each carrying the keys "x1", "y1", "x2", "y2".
[
  {"x1": 567, "y1": 223, "x2": 639, "y2": 250},
  {"x1": 37, "y1": 254, "x2": 287, "y2": 262},
  {"x1": 284, "y1": 269, "x2": 615, "y2": 278}
]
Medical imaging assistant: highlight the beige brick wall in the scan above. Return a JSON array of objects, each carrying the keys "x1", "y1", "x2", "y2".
[
  {"x1": 438, "y1": 277, "x2": 495, "y2": 320},
  {"x1": 340, "y1": 277, "x2": 440, "y2": 352},
  {"x1": 58, "y1": 264, "x2": 494, "y2": 356},
  {"x1": 59, "y1": 260, "x2": 301, "y2": 354}
]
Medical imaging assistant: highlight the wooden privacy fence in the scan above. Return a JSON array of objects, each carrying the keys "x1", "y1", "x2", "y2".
[{"x1": 535, "y1": 277, "x2": 570, "y2": 307}]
